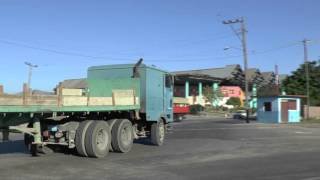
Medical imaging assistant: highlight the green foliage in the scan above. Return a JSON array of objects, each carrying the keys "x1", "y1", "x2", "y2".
[
  {"x1": 226, "y1": 97, "x2": 241, "y2": 108},
  {"x1": 203, "y1": 86, "x2": 214, "y2": 103},
  {"x1": 258, "y1": 84, "x2": 280, "y2": 96},
  {"x1": 202, "y1": 85, "x2": 223, "y2": 105},
  {"x1": 189, "y1": 104, "x2": 203, "y2": 114},
  {"x1": 282, "y1": 61, "x2": 320, "y2": 106}
]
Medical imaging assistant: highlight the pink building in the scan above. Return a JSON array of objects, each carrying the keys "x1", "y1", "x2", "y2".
[{"x1": 220, "y1": 86, "x2": 245, "y2": 106}]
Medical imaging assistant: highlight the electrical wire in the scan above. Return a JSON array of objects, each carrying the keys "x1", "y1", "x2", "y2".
[{"x1": 0, "y1": 38, "x2": 304, "y2": 63}]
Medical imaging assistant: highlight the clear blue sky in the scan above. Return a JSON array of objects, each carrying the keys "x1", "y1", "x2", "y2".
[{"x1": 0, "y1": 0, "x2": 319, "y2": 93}]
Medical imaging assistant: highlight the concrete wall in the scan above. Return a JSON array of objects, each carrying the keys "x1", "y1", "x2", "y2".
[{"x1": 304, "y1": 106, "x2": 320, "y2": 119}]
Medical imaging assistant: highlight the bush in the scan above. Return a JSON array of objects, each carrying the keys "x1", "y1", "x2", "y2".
[
  {"x1": 189, "y1": 104, "x2": 204, "y2": 114},
  {"x1": 226, "y1": 97, "x2": 241, "y2": 108}
]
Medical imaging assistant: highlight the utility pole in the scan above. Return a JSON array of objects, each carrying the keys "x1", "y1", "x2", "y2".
[
  {"x1": 24, "y1": 62, "x2": 38, "y2": 91},
  {"x1": 223, "y1": 17, "x2": 250, "y2": 123},
  {"x1": 302, "y1": 39, "x2": 310, "y2": 120}
]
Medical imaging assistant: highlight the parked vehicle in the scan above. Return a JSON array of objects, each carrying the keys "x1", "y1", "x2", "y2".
[
  {"x1": 232, "y1": 110, "x2": 257, "y2": 120},
  {"x1": 173, "y1": 97, "x2": 190, "y2": 122},
  {"x1": 232, "y1": 110, "x2": 247, "y2": 119},
  {"x1": 0, "y1": 60, "x2": 173, "y2": 158}
]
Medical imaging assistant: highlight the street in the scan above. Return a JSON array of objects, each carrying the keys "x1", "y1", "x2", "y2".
[{"x1": 1, "y1": 118, "x2": 320, "y2": 180}]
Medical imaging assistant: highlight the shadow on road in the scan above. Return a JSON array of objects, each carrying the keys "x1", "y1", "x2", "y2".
[{"x1": 0, "y1": 140, "x2": 28, "y2": 154}]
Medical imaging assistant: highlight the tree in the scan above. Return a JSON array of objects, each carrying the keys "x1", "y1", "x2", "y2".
[
  {"x1": 282, "y1": 61, "x2": 320, "y2": 106},
  {"x1": 226, "y1": 97, "x2": 241, "y2": 108},
  {"x1": 203, "y1": 85, "x2": 223, "y2": 105}
]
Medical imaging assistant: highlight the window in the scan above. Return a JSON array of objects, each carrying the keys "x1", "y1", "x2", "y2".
[
  {"x1": 264, "y1": 102, "x2": 272, "y2": 112},
  {"x1": 165, "y1": 74, "x2": 173, "y2": 88}
]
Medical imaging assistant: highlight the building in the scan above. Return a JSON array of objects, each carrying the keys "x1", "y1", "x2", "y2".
[
  {"x1": 257, "y1": 95, "x2": 304, "y2": 123},
  {"x1": 174, "y1": 64, "x2": 244, "y2": 87},
  {"x1": 173, "y1": 73, "x2": 221, "y2": 106},
  {"x1": 220, "y1": 86, "x2": 245, "y2": 107},
  {"x1": 261, "y1": 72, "x2": 276, "y2": 86}
]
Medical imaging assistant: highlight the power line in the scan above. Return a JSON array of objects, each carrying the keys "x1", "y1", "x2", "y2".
[
  {"x1": 0, "y1": 38, "x2": 304, "y2": 64},
  {"x1": 0, "y1": 39, "x2": 134, "y2": 62},
  {"x1": 252, "y1": 42, "x2": 300, "y2": 55}
]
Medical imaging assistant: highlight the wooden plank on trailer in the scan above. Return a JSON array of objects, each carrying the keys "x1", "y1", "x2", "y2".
[
  {"x1": 62, "y1": 89, "x2": 83, "y2": 96},
  {"x1": 63, "y1": 96, "x2": 87, "y2": 106},
  {"x1": 27, "y1": 95, "x2": 58, "y2": 106},
  {"x1": 0, "y1": 97, "x2": 23, "y2": 105},
  {"x1": 89, "y1": 97, "x2": 113, "y2": 106},
  {"x1": 113, "y1": 89, "x2": 135, "y2": 106},
  {"x1": 57, "y1": 83, "x2": 63, "y2": 107},
  {"x1": 23, "y1": 83, "x2": 28, "y2": 105},
  {"x1": 0, "y1": 85, "x2": 3, "y2": 95}
]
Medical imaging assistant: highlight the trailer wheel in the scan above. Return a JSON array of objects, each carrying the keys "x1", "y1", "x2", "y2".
[
  {"x1": 75, "y1": 120, "x2": 94, "y2": 157},
  {"x1": 85, "y1": 121, "x2": 111, "y2": 158},
  {"x1": 150, "y1": 120, "x2": 165, "y2": 146},
  {"x1": 111, "y1": 119, "x2": 133, "y2": 153}
]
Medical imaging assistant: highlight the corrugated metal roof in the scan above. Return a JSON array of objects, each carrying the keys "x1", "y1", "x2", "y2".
[{"x1": 173, "y1": 64, "x2": 242, "y2": 79}]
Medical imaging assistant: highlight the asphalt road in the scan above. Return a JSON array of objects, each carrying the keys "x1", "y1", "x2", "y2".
[{"x1": 1, "y1": 118, "x2": 320, "y2": 180}]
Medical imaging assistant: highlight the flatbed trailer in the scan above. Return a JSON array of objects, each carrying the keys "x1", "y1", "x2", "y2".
[{"x1": 0, "y1": 60, "x2": 173, "y2": 158}]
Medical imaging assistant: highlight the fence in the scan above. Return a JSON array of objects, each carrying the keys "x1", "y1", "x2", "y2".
[{"x1": 304, "y1": 106, "x2": 320, "y2": 119}]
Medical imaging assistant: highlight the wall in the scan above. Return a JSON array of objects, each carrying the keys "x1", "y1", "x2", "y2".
[
  {"x1": 257, "y1": 97, "x2": 279, "y2": 123},
  {"x1": 220, "y1": 86, "x2": 244, "y2": 107},
  {"x1": 304, "y1": 106, "x2": 320, "y2": 119}
]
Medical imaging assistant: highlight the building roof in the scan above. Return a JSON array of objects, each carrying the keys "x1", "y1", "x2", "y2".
[
  {"x1": 173, "y1": 64, "x2": 242, "y2": 79},
  {"x1": 174, "y1": 73, "x2": 222, "y2": 84},
  {"x1": 259, "y1": 95, "x2": 306, "y2": 98},
  {"x1": 261, "y1": 71, "x2": 276, "y2": 85},
  {"x1": 59, "y1": 78, "x2": 87, "y2": 89}
]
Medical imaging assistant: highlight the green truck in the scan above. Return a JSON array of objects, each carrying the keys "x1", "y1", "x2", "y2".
[{"x1": 0, "y1": 60, "x2": 174, "y2": 158}]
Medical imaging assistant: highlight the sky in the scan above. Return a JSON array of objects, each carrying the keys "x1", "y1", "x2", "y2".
[{"x1": 0, "y1": 0, "x2": 319, "y2": 93}]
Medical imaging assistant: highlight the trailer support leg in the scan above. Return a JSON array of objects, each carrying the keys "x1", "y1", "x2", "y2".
[
  {"x1": 2, "y1": 127, "x2": 9, "y2": 141},
  {"x1": 33, "y1": 119, "x2": 41, "y2": 144}
]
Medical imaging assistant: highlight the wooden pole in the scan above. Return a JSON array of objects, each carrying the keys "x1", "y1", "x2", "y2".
[
  {"x1": 23, "y1": 83, "x2": 28, "y2": 105},
  {"x1": 0, "y1": 85, "x2": 3, "y2": 96}
]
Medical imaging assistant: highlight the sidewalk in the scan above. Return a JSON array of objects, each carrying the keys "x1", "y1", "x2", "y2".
[{"x1": 184, "y1": 112, "x2": 227, "y2": 120}]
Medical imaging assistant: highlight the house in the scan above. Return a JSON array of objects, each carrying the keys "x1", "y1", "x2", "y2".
[
  {"x1": 257, "y1": 95, "x2": 304, "y2": 123},
  {"x1": 261, "y1": 72, "x2": 276, "y2": 86},
  {"x1": 247, "y1": 68, "x2": 264, "y2": 89},
  {"x1": 220, "y1": 86, "x2": 245, "y2": 107},
  {"x1": 174, "y1": 64, "x2": 244, "y2": 87},
  {"x1": 173, "y1": 73, "x2": 221, "y2": 106}
]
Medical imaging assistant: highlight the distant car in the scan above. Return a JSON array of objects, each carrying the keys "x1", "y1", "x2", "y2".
[
  {"x1": 233, "y1": 110, "x2": 247, "y2": 119},
  {"x1": 233, "y1": 110, "x2": 257, "y2": 120}
]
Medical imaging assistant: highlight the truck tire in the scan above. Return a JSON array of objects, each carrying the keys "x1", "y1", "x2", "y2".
[
  {"x1": 75, "y1": 120, "x2": 94, "y2": 157},
  {"x1": 111, "y1": 119, "x2": 133, "y2": 153},
  {"x1": 150, "y1": 120, "x2": 165, "y2": 146},
  {"x1": 85, "y1": 121, "x2": 111, "y2": 158}
]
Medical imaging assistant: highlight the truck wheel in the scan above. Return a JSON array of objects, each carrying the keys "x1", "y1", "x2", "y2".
[
  {"x1": 150, "y1": 120, "x2": 165, "y2": 146},
  {"x1": 75, "y1": 120, "x2": 94, "y2": 157},
  {"x1": 111, "y1": 119, "x2": 133, "y2": 153},
  {"x1": 85, "y1": 121, "x2": 111, "y2": 158}
]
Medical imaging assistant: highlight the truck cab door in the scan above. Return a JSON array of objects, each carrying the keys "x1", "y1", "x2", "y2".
[{"x1": 164, "y1": 74, "x2": 173, "y2": 122}]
